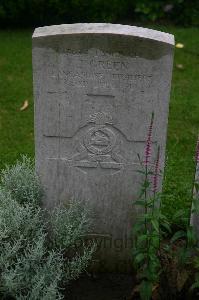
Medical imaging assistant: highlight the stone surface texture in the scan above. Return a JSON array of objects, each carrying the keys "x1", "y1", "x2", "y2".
[
  {"x1": 191, "y1": 163, "x2": 199, "y2": 237},
  {"x1": 32, "y1": 23, "x2": 174, "y2": 271}
]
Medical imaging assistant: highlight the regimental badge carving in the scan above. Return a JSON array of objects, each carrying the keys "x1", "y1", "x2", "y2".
[
  {"x1": 47, "y1": 110, "x2": 150, "y2": 176},
  {"x1": 83, "y1": 126, "x2": 116, "y2": 155},
  {"x1": 71, "y1": 112, "x2": 125, "y2": 175},
  {"x1": 88, "y1": 112, "x2": 113, "y2": 125}
]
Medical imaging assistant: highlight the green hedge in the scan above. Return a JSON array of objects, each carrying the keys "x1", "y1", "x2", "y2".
[{"x1": 0, "y1": 0, "x2": 198, "y2": 28}]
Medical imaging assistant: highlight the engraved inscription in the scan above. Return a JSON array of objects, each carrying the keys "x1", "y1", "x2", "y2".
[
  {"x1": 89, "y1": 59, "x2": 128, "y2": 70},
  {"x1": 47, "y1": 49, "x2": 153, "y2": 90},
  {"x1": 52, "y1": 70, "x2": 153, "y2": 89}
]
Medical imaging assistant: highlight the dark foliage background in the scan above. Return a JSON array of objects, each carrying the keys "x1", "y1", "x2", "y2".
[{"x1": 0, "y1": 0, "x2": 198, "y2": 28}]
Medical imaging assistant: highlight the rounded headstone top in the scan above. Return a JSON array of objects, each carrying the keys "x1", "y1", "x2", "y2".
[{"x1": 33, "y1": 23, "x2": 174, "y2": 45}]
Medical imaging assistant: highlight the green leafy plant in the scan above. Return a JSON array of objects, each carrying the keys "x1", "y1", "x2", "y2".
[
  {"x1": 132, "y1": 113, "x2": 171, "y2": 300},
  {"x1": 157, "y1": 137, "x2": 199, "y2": 298},
  {"x1": 0, "y1": 156, "x2": 95, "y2": 299},
  {"x1": 0, "y1": 0, "x2": 198, "y2": 27},
  {"x1": 133, "y1": 124, "x2": 199, "y2": 299}
]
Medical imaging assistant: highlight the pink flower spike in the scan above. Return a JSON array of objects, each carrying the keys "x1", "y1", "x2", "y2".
[
  {"x1": 152, "y1": 146, "x2": 160, "y2": 194},
  {"x1": 144, "y1": 112, "x2": 154, "y2": 167},
  {"x1": 195, "y1": 135, "x2": 199, "y2": 164}
]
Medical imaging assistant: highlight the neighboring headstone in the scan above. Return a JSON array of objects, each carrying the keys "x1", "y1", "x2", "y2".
[
  {"x1": 191, "y1": 162, "x2": 199, "y2": 237},
  {"x1": 32, "y1": 23, "x2": 174, "y2": 271}
]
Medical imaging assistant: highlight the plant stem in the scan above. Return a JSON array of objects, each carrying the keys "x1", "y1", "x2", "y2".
[{"x1": 144, "y1": 164, "x2": 150, "y2": 266}]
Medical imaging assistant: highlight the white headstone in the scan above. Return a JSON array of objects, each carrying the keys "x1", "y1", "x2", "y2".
[
  {"x1": 32, "y1": 23, "x2": 174, "y2": 271},
  {"x1": 191, "y1": 162, "x2": 199, "y2": 238}
]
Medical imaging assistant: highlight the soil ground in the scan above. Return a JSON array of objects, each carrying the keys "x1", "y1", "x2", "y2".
[{"x1": 66, "y1": 273, "x2": 134, "y2": 300}]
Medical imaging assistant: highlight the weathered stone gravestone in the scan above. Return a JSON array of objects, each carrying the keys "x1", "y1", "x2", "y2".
[
  {"x1": 191, "y1": 162, "x2": 199, "y2": 237},
  {"x1": 32, "y1": 23, "x2": 174, "y2": 271}
]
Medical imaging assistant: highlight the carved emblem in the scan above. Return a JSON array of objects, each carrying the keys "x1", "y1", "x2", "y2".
[
  {"x1": 84, "y1": 127, "x2": 116, "y2": 155},
  {"x1": 88, "y1": 112, "x2": 113, "y2": 125},
  {"x1": 71, "y1": 112, "x2": 125, "y2": 175},
  {"x1": 46, "y1": 98, "x2": 155, "y2": 176}
]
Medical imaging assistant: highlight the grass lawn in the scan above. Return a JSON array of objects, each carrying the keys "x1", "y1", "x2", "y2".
[{"x1": 0, "y1": 26, "x2": 198, "y2": 221}]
